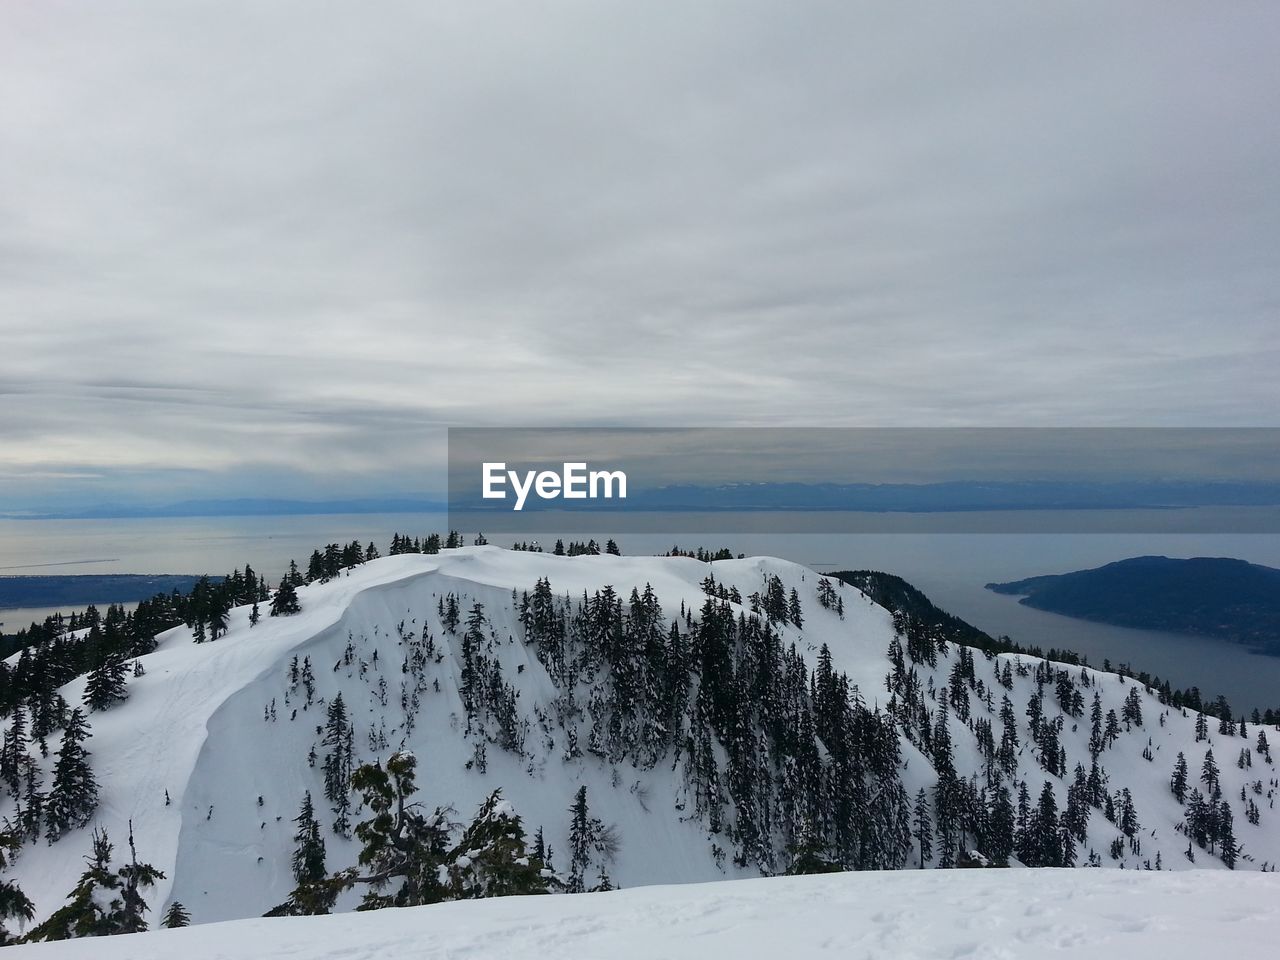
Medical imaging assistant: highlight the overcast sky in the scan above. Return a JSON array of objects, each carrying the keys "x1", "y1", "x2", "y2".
[{"x1": 2, "y1": 2, "x2": 1278, "y2": 510}]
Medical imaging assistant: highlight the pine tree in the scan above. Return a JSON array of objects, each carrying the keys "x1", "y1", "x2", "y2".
[
  {"x1": 1201, "y1": 749, "x2": 1220, "y2": 799},
  {"x1": 0, "y1": 830, "x2": 35, "y2": 946},
  {"x1": 1218, "y1": 801, "x2": 1238, "y2": 869},
  {"x1": 1122, "y1": 687, "x2": 1144, "y2": 729},
  {"x1": 291, "y1": 792, "x2": 327, "y2": 887},
  {"x1": 25, "y1": 827, "x2": 163, "y2": 940},
  {"x1": 117, "y1": 823, "x2": 165, "y2": 933},
  {"x1": 208, "y1": 601, "x2": 229, "y2": 640},
  {"x1": 346, "y1": 752, "x2": 454, "y2": 910},
  {"x1": 321, "y1": 694, "x2": 354, "y2": 837},
  {"x1": 445, "y1": 789, "x2": 556, "y2": 898},
  {"x1": 987, "y1": 784, "x2": 1016, "y2": 866},
  {"x1": 1170, "y1": 752, "x2": 1189, "y2": 804},
  {"x1": 83, "y1": 654, "x2": 129, "y2": 712},
  {"x1": 784, "y1": 819, "x2": 841, "y2": 875},
  {"x1": 1032, "y1": 781, "x2": 1062, "y2": 867},
  {"x1": 46, "y1": 708, "x2": 98, "y2": 843},
  {"x1": 161, "y1": 901, "x2": 190, "y2": 928},
  {"x1": 564, "y1": 786, "x2": 616, "y2": 892},
  {"x1": 270, "y1": 578, "x2": 301, "y2": 617},
  {"x1": 913, "y1": 788, "x2": 934, "y2": 868},
  {"x1": 787, "y1": 588, "x2": 804, "y2": 628},
  {"x1": 269, "y1": 792, "x2": 337, "y2": 916},
  {"x1": 568, "y1": 785, "x2": 592, "y2": 892}
]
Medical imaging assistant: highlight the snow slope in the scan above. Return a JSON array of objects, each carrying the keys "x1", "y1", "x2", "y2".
[
  {"x1": 3, "y1": 546, "x2": 1280, "y2": 932},
  {"x1": 8, "y1": 868, "x2": 1280, "y2": 960}
]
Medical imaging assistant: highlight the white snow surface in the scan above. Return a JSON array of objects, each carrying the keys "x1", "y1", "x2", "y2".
[
  {"x1": 4, "y1": 547, "x2": 1280, "y2": 932},
  {"x1": 8, "y1": 868, "x2": 1280, "y2": 959}
]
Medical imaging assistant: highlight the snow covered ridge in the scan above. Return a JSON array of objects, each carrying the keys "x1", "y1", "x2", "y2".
[
  {"x1": 2, "y1": 546, "x2": 1280, "y2": 940},
  {"x1": 8, "y1": 869, "x2": 1280, "y2": 960}
]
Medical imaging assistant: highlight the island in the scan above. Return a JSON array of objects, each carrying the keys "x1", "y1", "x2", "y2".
[{"x1": 986, "y1": 555, "x2": 1280, "y2": 655}]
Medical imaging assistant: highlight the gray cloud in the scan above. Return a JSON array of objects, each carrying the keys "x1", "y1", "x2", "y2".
[{"x1": 2, "y1": 1, "x2": 1278, "y2": 509}]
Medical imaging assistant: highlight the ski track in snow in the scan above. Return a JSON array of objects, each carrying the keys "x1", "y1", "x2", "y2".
[{"x1": 6, "y1": 869, "x2": 1280, "y2": 959}]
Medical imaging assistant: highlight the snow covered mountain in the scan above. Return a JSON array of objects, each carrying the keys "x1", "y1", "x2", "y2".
[{"x1": 3, "y1": 546, "x2": 1279, "y2": 937}]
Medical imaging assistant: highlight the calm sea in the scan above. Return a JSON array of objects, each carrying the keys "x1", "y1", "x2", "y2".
[{"x1": 2, "y1": 514, "x2": 1278, "y2": 712}]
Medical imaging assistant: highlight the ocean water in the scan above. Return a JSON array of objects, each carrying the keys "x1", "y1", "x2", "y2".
[{"x1": 1, "y1": 514, "x2": 1278, "y2": 712}]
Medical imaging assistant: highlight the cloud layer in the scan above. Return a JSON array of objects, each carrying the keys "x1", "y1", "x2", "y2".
[{"x1": 2, "y1": 2, "x2": 1278, "y2": 507}]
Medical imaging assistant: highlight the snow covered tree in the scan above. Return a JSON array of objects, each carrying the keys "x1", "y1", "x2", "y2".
[
  {"x1": 267, "y1": 792, "x2": 341, "y2": 917},
  {"x1": 116, "y1": 825, "x2": 165, "y2": 933},
  {"x1": 566, "y1": 786, "x2": 617, "y2": 893},
  {"x1": 913, "y1": 788, "x2": 934, "y2": 868},
  {"x1": 322, "y1": 694, "x2": 354, "y2": 836},
  {"x1": 1201, "y1": 749, "x2": 1221, "y2": 799},
  {"x1": 445, "y1": 789, "x2": 557, "y2": 898},
  {"x1": 0, "y1": 830, "x2": 34, "y2": 946},
  {"x1": 83, "y1": 654, "x2": 129, "y2": 712},
  {"x1": 291, "y1": 792, "x2": 327, "y2": 895},
  {"x1": 345, "y1": 752, "x2": 455, "y2": 910},
  {"x1": 785, "y1": 817, "x2": 841, "y2": 876},
  {"x1": 25, "y1": 826, "x2": 163, "y2": 941},
  {"x1": 567, "y1": 785, "x2": 593, "y2": 892},
  {"x1": 270, "y1": 578, "x2": 301, "y2": 617},
  {"x1": 787, "y1": 588, "x2": 804, "y2": 628},
  {"x1": 987, "y1": 784, "x2": 1016, "y2": 866},
  {"x1": 1170, "y1": 752, "x2": 1189, "y2": 804},
  {"x1": 1218, "y1": 801, "x2": 1238, "y2": 869},
  {"x1": 45, "y1": 708, "x2": 98, "y2": 843}
]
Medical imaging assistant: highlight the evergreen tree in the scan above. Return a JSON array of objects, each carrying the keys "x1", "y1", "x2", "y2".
[
  {"x1": 1218, "y1": 801, "x2": 1238, "y2": 869},
  {"x1": 25, "y1": 827, "x2": 163, "y2": 941},
  {"x1": 0, "y1": 830, "x2": 34, "y2": 946},
  {"x1": 83, "y1": 654, "x2": 129, "y2": 712},
  {"x1": 270, "y1": 578, "x2": 301, "y2": 617},
  {"x1": 987, "y1": 784, "x2": 1016, "y2": 866},
  {"x1": 787, "y1": 588, "x2": 804, "y2": 628},
  {"x1": 784, "y1": 819, "x2": 841, "y2": 875},
  {"x1": 568, "y1": 785, "x2": 592, "y2": 893},
  {"x1": 445, "y1": 790, "x2": 557, "y2": 898},
  {"x1": 269, "y1": 792, "x2": 337, "y2": 916},
  {"x1": 1200, "y1": 748, "x2": 1220, "y2": 798},
  {"x1": 1121, "y1": 687, "x2": 1144, "y2": 729},
  {"x1": 345, "y1": 752, "x2": 454, "y2": 910},
  {"x1": 321, "y1": 694, "x2": 354, "y2": 837},
  {"x1": 161, "y1": 901, "x2": 190, "y2": 928},
  {"x1": 1170, "y1": 752, "x2": 1189, "y2": 804},
  {"x1": 566, "y1": 786, "x2": 616, "y2": 892},
  {"x1": 291, "y1": 792, "x2": 327, "y2": 888},
  {"x1": 116, "y1": 824, "x2": 165, "y2": 933},
  {"x1": 1031, "y1": 781, "x2": 1062, "y2": 867},
  {"x1": 913, "y1": 788, "x2": 934, "y2": 868},
  {"x1": 46, "y1": 709, "x2": 98, "y2": 843}
]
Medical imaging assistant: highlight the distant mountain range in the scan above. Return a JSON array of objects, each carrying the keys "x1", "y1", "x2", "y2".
[
  {"x1": 0, "y1": 575, "x2": 207, "y2": 612},
  {"x1": 987, "y1": 556, "x2": 1280, "y2": 655},
  {"x1": 2, "y1": 497, "x2": 448, "y2": 520},
  {"x1": 10, "y1": 481, "x2": 1280, "y2": 521}
]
